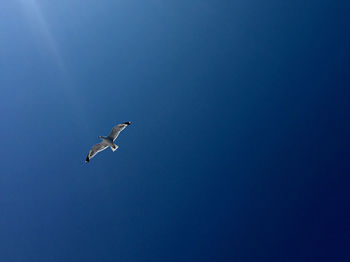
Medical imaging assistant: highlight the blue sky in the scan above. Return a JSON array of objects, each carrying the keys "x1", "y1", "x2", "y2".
[{"x1": 1, "y1": 1, "x2": 350, "y2": 261}]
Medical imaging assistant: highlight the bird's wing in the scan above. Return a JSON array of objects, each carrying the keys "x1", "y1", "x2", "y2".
[
  {"x1": 107, "y1": 121, "x2": 131, "y2": 141},
  {"x1": 86, "y1": 142, "x2": 108, "y2": 162}
]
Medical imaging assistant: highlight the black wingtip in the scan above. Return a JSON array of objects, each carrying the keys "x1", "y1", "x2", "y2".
[
  {"x1": 85, "y1": 156, "x2": 90, "y2": 163},
  {"x1": 124, "y1": 121, "x2": 131, "y2": 125}
]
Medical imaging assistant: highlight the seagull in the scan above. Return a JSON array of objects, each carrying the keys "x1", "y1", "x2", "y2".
[{"x1": 85, "y1": 121, "x2": 131, "y2": 163}]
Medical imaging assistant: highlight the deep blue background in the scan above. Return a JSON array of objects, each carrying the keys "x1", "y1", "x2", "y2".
[{"x1": 1, "y1": 1, "x2": 350, "y2": 261}]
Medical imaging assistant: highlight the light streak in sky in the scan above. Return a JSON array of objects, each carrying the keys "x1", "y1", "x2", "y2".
[
  {"x1": 18, "y1": 0, "x2": 92, "y2": 137},
  {"x1": 18, "y1": 0, "x2": 65, "y2": 72}
]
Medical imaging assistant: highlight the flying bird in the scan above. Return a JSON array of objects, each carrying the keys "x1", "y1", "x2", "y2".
[{"x1": 85, "y1": 121, "x2": 131, "y2": 163}]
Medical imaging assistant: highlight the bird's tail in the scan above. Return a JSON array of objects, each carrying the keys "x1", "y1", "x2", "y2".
[{"x1": 110, "y1": 144, "x2": 118, "y2": 152}]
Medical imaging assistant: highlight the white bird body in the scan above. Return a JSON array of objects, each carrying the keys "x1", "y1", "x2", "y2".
[
  {"x1": 99, "y1": 136, "x2": 118, "y2": 151},
  {"x1": 86, "y1": 121, "x2": 131, "y2": 162}
]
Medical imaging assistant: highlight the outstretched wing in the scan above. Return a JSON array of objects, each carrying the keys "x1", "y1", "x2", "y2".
[
  {"x1": 107, "y1": 121, "x2": 131, "y2": 141},
  {"x1": 85, "y1": 142, "x2": 108, "y2": 162}
]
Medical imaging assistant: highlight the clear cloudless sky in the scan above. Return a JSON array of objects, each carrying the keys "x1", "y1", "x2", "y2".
[{"x1": 1, "y1": 1, "x2": 350, "y2": 261}]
